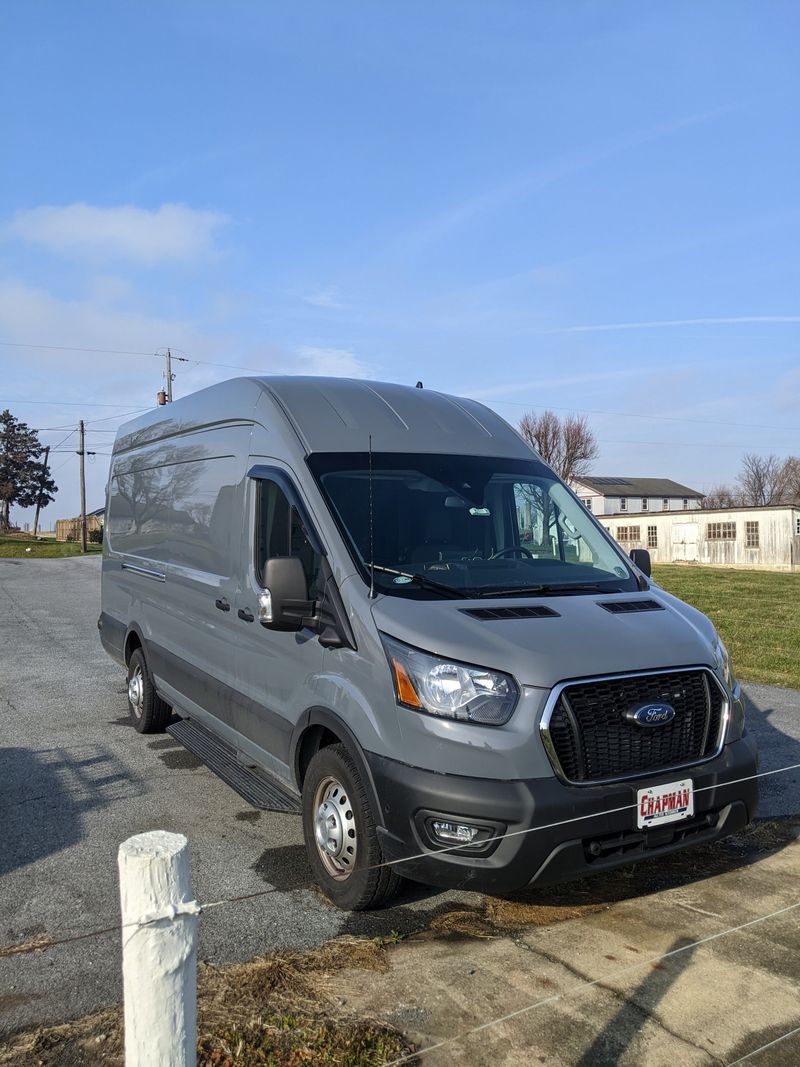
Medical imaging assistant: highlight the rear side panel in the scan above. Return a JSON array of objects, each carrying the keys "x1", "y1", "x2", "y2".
[{"x1": 103, "y1": 421, "x2": 254, "y2": 735}]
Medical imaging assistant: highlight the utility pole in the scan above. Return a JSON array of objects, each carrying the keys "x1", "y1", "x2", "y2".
[
  {"x1": 32, "y1": 445, "x2": 50, "y2": 537},
  {"x1": 165, "y1": 349, "x2": 174, "y2": 403},
  {"x1": 78, "y1": 420, "x2": 87, "y2": 553}
]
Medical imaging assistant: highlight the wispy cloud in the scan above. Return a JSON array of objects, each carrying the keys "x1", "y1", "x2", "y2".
[
  {"x1": 4, "y1": 203, "x2": 230, "y2": 265},
  {"x1": 295, "y1": 345, "x2": 373, "y2": 377},
  {"x1": 465, "y1": 366, "x2": 650, "y2": 401},
  {"x1": 388, "y1": 108, "x2": 731, "y2": 255},
  {"x1": 542, "y1": 315, "x2": 800, "y2": 334},
  {"x1": 303, "y1": 286, "x2": 345, "y2": 309}
]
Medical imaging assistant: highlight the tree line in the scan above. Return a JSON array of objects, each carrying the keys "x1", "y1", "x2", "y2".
[{"x1": 703, "y1": 454, "x2": 800, "y2": 509}]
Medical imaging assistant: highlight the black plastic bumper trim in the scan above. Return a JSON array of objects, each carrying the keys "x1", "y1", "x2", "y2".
[{"x1": 365, "y1": 732, "x2": 759, "y2": 895}]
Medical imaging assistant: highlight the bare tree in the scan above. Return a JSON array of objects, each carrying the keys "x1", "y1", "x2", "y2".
[
  {"x1": 701, "y1": 484, "x2": 741, "y2": 509},
  {"x1": 737, "y1": 453, "x2": 788, "y2": 506},
  {"x1": 519, "y1": 410, "x2": 598, "y2": 484},
  {"x1": 781, "y1": 456, "x2": 800, "y2": 503}
]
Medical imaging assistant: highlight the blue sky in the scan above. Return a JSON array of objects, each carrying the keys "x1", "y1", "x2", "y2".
[{"x1": 1, "y1": 1, "x2": 798, "y2": 525}]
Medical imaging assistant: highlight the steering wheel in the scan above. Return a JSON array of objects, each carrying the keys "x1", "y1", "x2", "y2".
[{"x1": 489, "y1": 545, "x2": 535, "y2": 560}]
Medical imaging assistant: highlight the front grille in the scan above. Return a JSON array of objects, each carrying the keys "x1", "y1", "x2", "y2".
[{"x1": 543, "y1": 669, "x2": 725, "y2": 783}]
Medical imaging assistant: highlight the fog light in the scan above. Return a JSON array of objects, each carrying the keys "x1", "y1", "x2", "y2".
[{"x1": 431, "y1": 820, "x2": 479, "y2": 845}]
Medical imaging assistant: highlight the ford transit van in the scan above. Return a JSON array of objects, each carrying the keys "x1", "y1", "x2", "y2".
[{"x1": 99, "y1": 377, "x2": 758, "y2": 909}]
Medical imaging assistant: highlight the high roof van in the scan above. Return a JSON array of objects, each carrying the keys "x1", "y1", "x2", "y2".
[{"x1": 100, "y1": 377, "x2": 757, "y2": 909}]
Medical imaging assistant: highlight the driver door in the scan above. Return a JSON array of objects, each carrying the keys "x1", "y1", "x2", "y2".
[{"x1": 232, "y1": 467, "x2": 325, "y2": 781}]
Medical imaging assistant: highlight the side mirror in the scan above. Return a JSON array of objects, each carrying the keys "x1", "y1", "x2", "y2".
[
  {"x1": 258, "y1": 557, "x2": 313, "y2": 631},
  {"x1": 629, "y1": 548, "x2": 651, "y2": 577}
]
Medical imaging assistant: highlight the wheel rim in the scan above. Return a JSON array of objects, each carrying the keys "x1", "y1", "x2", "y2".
[
  {"x1": 312, "y1": 775, "x2": 357, "y2": 880},
  {"x1": 128, "y1": 664, "x2": 144, "y2": 718}
]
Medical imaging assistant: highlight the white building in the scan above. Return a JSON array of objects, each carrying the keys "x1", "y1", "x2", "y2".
[
  {"x1": 572, "y1": 477, "x2": 703, "y2": 516},
  {"x1": 599, "y1": 504, "x2": 800, "y2": 572}
]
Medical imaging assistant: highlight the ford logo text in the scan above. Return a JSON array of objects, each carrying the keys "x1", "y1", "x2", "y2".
[{"x1": 625, "y1": 703, "x2": 676, "y2": 727}]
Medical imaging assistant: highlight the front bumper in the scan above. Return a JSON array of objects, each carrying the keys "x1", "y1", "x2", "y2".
[{"x1": 367, "y1": 732, "x2": 759, "y2": 895}]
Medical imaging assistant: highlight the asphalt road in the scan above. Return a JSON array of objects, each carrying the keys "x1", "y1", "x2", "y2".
[{"x1": 1, "y1": 556, "x2": 799, "y2": 1035}]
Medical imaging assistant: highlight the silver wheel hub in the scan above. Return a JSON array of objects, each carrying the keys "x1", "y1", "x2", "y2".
[
  {"x1": 128, "y1": 667, "x2": 144, "y2": 716},
  {"x1": 312, "y1": 777, "x2": 357, "y2": 880}
]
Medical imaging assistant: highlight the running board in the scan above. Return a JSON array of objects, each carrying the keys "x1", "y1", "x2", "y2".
[{"x1": 166, "y1": 718, "x2": 301, "y2": 814}]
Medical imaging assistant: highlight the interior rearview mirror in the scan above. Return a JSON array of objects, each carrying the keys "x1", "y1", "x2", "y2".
[
  {"x1": 629, "y1": 548, "x2": 651, "y2": 577},
  {"x1": 259, "y1": 556, "x2": 313, "y2": 631}
]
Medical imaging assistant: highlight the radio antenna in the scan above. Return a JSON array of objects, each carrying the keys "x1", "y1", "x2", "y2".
[{"x1": 368, "y1": 434, "x2": 375, "y2": 598}]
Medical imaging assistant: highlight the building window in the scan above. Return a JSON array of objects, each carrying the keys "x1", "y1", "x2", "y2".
[
  {"x1": 707, "y1": 522, "x2": 736, "y2": 541},
  {"x1": 647, "y1": 525, "x2": 657, "y2": 549},
  {"x1": 662, "y1": 498, "x2": 669, "y2": 511},
  {"x1": 682, "y1": 498, "x2": 689, "y2": 510},
  {"x1": 619, "y1": 497, "x2": 627, "y2": 512},
  {"x1": 642, "y1": 498, "x2": 649, "y2": 512},
  {"x1": 617, "y1": 525, "x2": 641, "y2": 543},
  {"x1": 796, "y1": 516, "x2": 800, "y2": 535},
  {"x1": 582, "y1": 498, "x2": 592, "y2": 511},
  {"x1": 745, "y1": 521, "x2": 759, "y2": 548}
]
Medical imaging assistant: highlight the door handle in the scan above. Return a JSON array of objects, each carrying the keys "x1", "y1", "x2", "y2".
[
  {"x1": 215, "y1": 597, "x2": 231, "y2": 612},
  {"x1": 238, "y1": 608, "x2": 254, "y2": 623}
]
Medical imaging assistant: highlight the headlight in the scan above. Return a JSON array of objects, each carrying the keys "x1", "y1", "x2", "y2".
[
  {"x1": 381, "y1": 634, "x2": 518, "y2": 725},
  {"x1": 712, "y1": 633, "x2": 732, "y2": 688}
]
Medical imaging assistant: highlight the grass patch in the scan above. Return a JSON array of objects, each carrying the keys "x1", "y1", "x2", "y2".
[
  {"x1": 0, "y1": 937, "x2": 413, "y2": 1067},
  {"x1": 0, "y1": 534, "x2": 101, "y2": 558},
  {"x1": 652, "y1": 564, "x2": 800, "y2": 690}
]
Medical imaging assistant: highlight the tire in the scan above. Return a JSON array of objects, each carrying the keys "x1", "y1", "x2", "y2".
[
  {"x1": 126, "y1": 647, "x2": 172, "y2": 734},
  {"x1": 302, "y1": 743, "x2": 402, "y2": 910}
]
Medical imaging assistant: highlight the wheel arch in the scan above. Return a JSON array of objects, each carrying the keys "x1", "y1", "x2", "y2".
[
  {"x1": 292, "y1": 707, "x2": 384, "y2": 829},
  {"x1": 123, "y1": 623, "x2": 147, "y2": 667}
]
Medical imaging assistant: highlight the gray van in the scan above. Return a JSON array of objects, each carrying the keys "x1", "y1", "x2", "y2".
[{"x1": 100, "y1": 376, "x2": 758, "y2": 909}]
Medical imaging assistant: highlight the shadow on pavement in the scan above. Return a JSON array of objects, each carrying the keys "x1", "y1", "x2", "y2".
[
  {"x1": 0, "y1": 744, "x2": 143, "y2": 878},
  {"x1": 574, "y1": 936, "x2": 699, "y2": 1066}
]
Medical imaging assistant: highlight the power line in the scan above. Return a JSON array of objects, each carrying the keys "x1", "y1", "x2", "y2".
[
  {"x1": 487, "y1": 397, "x2": 800, "y2": 433},
  {"x1": 1, "y1": 341, "x2": 160, "y2": 357},
  {"x1": 5, "y1": 336, "x2": 799, "y2": 434},
  {"x1": 6, "y1": 399, "x2": 154, "y2": 408}
]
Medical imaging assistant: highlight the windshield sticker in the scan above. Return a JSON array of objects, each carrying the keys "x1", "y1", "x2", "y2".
[{"x1": 393, "y1": 575, "x2": 414, "y2": 584}]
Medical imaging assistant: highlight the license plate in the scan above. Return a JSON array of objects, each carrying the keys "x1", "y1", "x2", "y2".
[{"x1": 636, "y1": 779, "x2": 694, "y2": 830}]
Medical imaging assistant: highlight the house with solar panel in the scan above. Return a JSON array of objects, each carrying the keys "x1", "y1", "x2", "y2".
[
  {"x1": 571, "y1": 476, "x2": 704, "y2": 516},
  {"x1": 573, "y1": 476, "x2": 800, "y2": 571}
]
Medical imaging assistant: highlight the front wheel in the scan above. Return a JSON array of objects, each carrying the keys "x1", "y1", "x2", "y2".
[{"x1": 302, "y1": 743, "x2": 402, "y2": 910}]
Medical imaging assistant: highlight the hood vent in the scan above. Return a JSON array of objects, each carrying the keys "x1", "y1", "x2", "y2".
[
  {"x1": 461, "y1": 605, "x2": 560, "y2": 621},
  {"x1": 599, "y1": 599, "x2": 665, "y2": 614}
]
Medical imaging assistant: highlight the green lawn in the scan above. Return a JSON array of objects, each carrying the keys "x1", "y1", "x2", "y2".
[
  {"x1": 652, "y1": 564, "x2": 800, "y2": 690},
  {"x1": 0, "y1": 534, "x2": 102, "y2": 558}
]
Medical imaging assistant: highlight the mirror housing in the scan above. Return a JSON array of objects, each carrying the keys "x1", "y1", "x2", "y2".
[
  {"x1": 259, "y1": 557, "x2": 313, "y2": 631},
  {"x1": 629, "y1": 548, "x2": 652, "y2": 578}
]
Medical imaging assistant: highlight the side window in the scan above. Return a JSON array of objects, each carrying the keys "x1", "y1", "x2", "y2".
[{"x1": 256, "y1": 480, "x2": 322, "y2": 597}]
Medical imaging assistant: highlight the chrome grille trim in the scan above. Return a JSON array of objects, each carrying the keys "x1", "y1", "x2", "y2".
[{"x1": 539, "y1": 666, "x2": 730, "y2": 786}]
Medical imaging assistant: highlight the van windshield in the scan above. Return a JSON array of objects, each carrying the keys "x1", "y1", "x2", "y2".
[{"x1": 308, "y1": 452, "x2": 638, "y2": 598}]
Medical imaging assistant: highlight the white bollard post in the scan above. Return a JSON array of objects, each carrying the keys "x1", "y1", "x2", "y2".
[{"x1": 118, "y1": 831, "x2": 199, "y2": 1067}]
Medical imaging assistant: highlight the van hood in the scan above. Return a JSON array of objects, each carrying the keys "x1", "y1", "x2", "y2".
[{"x1": 370, "y1": 586, "x2": 719, "y2": 689}]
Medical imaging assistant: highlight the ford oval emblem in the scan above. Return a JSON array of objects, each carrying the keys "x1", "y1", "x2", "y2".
[{"x1": 625, "y1": 703, "x2": 676, "y2": 727}]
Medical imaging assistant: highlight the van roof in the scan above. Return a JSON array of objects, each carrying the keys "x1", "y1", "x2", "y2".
[
  {"x1": 115, "y1": 376, "x2": 535, "y2": 460},
  {"x1": 257, "y1": 376, "x2": 533, "y2": 457}
]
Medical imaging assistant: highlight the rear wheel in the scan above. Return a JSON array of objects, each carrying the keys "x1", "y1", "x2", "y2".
[
  {"x1": 302, "y1": 743, "x2": 402, "y2": 910},
  {"x1": 126, "y1": 647, "x2": 171, "y2": 733}
]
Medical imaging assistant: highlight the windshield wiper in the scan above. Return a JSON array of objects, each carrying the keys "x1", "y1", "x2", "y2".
[
  {"x1": 477, "y1": 582, "x2": 623, "y2": 599},
  {"x1": 369, "y1": 564, "x2": 472, "y2": 599}
]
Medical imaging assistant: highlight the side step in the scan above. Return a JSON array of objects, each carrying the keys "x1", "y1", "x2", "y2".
[{"x1": 167, "y1": 718, "x2": 301, "y2": 814}]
